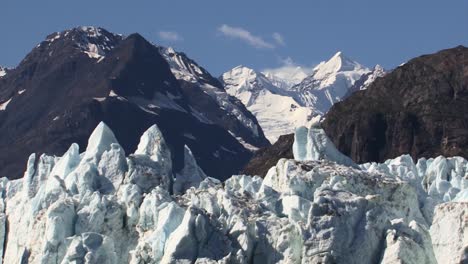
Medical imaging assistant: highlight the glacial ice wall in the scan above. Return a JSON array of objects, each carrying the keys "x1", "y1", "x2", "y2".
[{"x1": 0, "y1": 122, "x2": 465, "y2": 263}]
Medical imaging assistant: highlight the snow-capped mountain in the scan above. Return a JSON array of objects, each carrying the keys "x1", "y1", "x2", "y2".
[
  {"x1": 0, "y1": 121, "x2": 465, "y2": 263},
  {"x1": 0, "y1": 26, "x2": 265, "y2": 180},
  {"x1": 221, "y1": 52, "x2": 372, "y2": 143},
  {"x1": 221, "y1": 66, "x2": 314, "y2": 143},
  {"x1": 290, "y1": 51, "x2": 370, "y2": 113}
]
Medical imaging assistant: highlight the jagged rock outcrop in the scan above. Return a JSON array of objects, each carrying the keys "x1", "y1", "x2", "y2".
[{"x1": 323, "y1": 46, "x2": 468, "y2": 163}]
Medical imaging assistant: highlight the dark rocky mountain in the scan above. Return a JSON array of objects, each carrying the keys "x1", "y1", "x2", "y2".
[
  {"x1": 323, "y1": 45, "x2": 468, "y2": 163},
  {"x1": 0, "y1": 26, "x2": 268, "y2": 180},
  {"x1": 159, "y1": 47, "x2": 269, "y2": 149},
  {"x1": 242, "y1": 134, "x2": 294, "y2": 176},
  {"x1": 242, "y1": 46, "x2": 467, "y2": 176}
]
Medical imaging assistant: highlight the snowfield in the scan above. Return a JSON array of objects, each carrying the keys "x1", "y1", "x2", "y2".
[{"x1": 0, "y1": 122, "x2": 466, "y2": 263}]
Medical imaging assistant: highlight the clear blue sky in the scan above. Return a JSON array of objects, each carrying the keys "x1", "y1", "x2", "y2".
[{"x1": 1, "y1": 0, "x2": 467, "y2": 75}]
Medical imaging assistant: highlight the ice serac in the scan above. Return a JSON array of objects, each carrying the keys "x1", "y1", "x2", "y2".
[
  {"x1": 126, "y1": 125, "x2": 173, "y2": 193},
  {"x1": 81, "y1": 122, "x2": 119, "y2": 165},
  {"x1": 135, "y1": 124, "x2": 171, "y2": 166},
  {"x1": 173, "y1": 145, "x2": 207, "y2": 195},
  {"x1": 362, "y1": 154, "x2": 468, "y2": 217},
  {"x1": 293, "y1": 122, "x2": 357, "y2": 168}
]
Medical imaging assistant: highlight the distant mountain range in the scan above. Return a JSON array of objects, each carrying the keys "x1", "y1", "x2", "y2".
[
  {"x1": 243, "y1": 45, "x2": 467, "y2": 177},
  {"x1": 220, "y1": 52, "x2": 384, "y2": 143}
]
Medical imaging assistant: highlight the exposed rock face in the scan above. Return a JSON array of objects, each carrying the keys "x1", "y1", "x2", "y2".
[
  {"x1": 323, "y1": 46, "x2": 468, "y2": 163},
  {"x1": 242, "y1": 134, "x2": 294, "y2": 176},
  {"x1": 160, "y1": 47, "x2": 270, "y2": 149},
  {"x1": 0, "y1": 27, "x2": 265, "y2": 180}
]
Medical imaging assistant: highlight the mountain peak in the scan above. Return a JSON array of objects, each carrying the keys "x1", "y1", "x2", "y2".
[
  {"x1": 39, "y1": 26, "x2": 123, "y2": 60},
  {"x1": 312, "y1": 51, "x2": 366, "y2": 79},
  {"x1": 225, "y1": 65, "x2": 258, "y2": 79}
]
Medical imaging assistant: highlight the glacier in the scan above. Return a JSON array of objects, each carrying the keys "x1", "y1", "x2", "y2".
[{"x1": 0, "y1": 122, "x2": 466, "y2": 263}]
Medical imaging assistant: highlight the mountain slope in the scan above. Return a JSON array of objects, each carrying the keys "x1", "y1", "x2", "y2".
[
  {"x1": 0, "y1": 27, "x2": 256, "y2": 180},
  {"x1": 159, "y1": 48, "x2": 270, "y2": 149},
  {"x1": 221, "y1": 66, "x2": 314, "y2": 143},
  {"x1": 323, "y1": 45, "x2": 468, "y2": 163}
]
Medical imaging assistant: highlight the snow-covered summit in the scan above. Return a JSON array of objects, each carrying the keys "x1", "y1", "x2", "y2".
[
  {"x1": 311, "y1": 51, "x2": 366, "y2": 79},
  {"x1": 221, "y1": 52, "x2": 374, "y2": 142},
  {"x1": 222, "y1": 65, "x2": 287, "y2": 106},
  {"x1": 221, "y1": 66, "x2": 314, "y2": 143},
  {"x1": 289, "y1": 51, "x2": 370, "y2": 113}
]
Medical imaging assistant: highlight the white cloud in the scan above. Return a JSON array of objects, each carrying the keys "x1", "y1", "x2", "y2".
[
  {"x1": 158, "y1": 31, "x2": 183, "y2": 42},
  {"x1": 217, "y1": 24, "x2": 274, "y2": 49},
  {"x1": 272, "y1": 32, "x2": 285, "y2": 46},
  {"x1": 262, "y1": 57, "x2": 316, "y2": 84}
]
